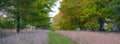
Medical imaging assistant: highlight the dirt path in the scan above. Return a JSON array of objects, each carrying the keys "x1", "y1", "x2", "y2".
[
  {"x1": 57, "y1": 31, "x2": 120, "y2": 44},
  {"x1": 0, "y1": 30, "x2": 49, "y2": 44}
]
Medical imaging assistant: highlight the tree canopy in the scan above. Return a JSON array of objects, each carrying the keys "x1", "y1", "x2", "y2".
[
  {"x1": 0, "y1": 0, "x2": 56, "y2": 32},
  {"x1": 52, "y1": 0, "x2": 120, "y2": 32}
]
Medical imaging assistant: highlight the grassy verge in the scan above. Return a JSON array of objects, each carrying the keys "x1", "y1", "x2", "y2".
[
  {"x1": 0, "y1": 29, "x2": 8, "y2": 37},
  {"x1": 48, "y1": 31, "x2": 77, "y2": 44},
  {"x1": 0, "y1": 29, "x2": 16, "y2": 38}
]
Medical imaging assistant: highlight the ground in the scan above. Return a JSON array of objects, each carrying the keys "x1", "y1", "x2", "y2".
[
  {"x1": 0, "y1": 30, "x2": 49, "y2": 44},
  {"x1": 1, "y1": 30, "x2": 120, "y2": 44},
  {"x1": 49, "y1": 31, "x2": 76, "y2": 44},
  {"x1": 57, "y1": 30, "x2": 120, "y2": 44}
]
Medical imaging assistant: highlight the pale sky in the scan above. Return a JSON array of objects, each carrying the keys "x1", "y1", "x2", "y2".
[{"x1": 49, "y1": 0, "x2": 62, "y2": 17}]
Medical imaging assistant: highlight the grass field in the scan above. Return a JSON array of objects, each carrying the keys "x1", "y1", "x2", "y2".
[
  {"x1": 48, "y1": 31, "x2": 76, "y2": 44},
  {"x1": 0, "y1": 29, "x2": 16, "y2": 37}
]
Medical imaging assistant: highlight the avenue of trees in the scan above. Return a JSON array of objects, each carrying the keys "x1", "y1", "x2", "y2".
[
  {"x1": 0, "y1": 0, "x2": 56, "y2": 33},
  {"x1": 52, "y1": 0, "x2": 120, "y2": 32}
]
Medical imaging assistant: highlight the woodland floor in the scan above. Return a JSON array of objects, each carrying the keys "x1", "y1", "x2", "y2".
[
  {"x1": 57, "y1": 30, "x2": 120, "y2": 44},
  {"x1": 0, "y1": 30, "x2": 49, "y2": 44}
]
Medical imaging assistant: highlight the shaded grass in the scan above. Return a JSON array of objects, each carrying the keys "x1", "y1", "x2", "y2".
[
  {"x1": 0, "y1": 29, "x2": 16, "y2": 38},
  {"x1": 48, "y1": 31, "x2": 77, "y2": 44},
  {"x1": 0, "y1": 29, "x2": 8, "y2": 37}
]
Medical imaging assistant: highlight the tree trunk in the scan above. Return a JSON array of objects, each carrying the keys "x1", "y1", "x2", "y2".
[
  {"x1": 113, "y1": 20, "x2": 119, "y2": 32},
  {"x1": 16, "y1": 15, "x2": 20, "y2": 33},
  {"x1": 99, "y1": 18, "x2": 105, "y2": 31}
]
